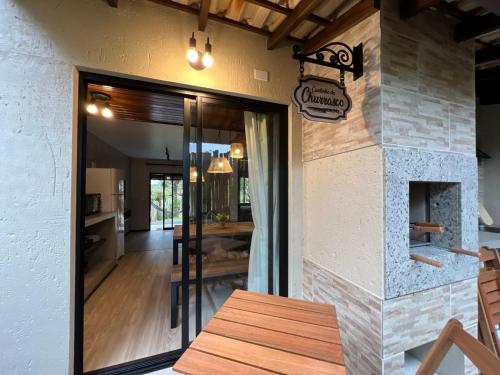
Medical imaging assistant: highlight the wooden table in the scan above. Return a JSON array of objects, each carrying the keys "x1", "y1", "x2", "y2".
[
  {"x1": 172, "y1": 221, "x2": 254, "y2": 264},
  {"x1": 173, "y1": 289, "x2": 346, "y2": 375}
]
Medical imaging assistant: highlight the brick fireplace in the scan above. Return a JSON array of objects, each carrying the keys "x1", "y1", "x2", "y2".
[{"x1": 301, "y1": 1, "x2": 478, "y2": 374}]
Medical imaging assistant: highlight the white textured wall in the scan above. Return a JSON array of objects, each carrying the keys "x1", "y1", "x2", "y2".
[
  {"x1": 303, "y1": 146, "x2": 385, "y2": 297},
  {"x1": 477, "y1": 104, "x2": 500, "y2": 225},
  {"x1": 0, "y1": 0, "x2": 299, "y2": 373}
]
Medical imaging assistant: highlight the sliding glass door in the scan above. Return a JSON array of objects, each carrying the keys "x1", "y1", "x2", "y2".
[
  {"x1": 150, "y1": 174, "x2": 183, "y2": 230},
  {"x1": 182, "y1": 96, "x2": 286, "y2": 338}
]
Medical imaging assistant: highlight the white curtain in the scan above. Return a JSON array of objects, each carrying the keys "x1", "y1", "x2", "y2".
[{"x1": 244, "y1": 112, "x2": 270, "y2": 293}]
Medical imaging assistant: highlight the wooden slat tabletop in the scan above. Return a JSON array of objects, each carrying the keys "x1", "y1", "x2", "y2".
[
  {"x1": 173, "y1": 222, "x2": 254, "y2": 240},
  {"x1": 174, "y1": 289, "x2": 346, "y2": 375}
]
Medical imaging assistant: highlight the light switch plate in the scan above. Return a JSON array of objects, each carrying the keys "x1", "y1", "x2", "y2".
[{"x1": 254, "y1": 69, "x2": 269, "y2": 82}]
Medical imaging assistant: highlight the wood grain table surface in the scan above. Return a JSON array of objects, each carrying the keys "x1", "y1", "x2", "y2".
[
  {"x1": 173, "y1": 221, "x2": 254, "y2": 240},
  {"x1": 173, "y1": 289, "x2": 346, "y2": 375}
]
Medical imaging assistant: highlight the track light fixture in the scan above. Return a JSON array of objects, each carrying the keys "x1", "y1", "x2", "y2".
[
  {"x1": 86, "y1": 92, "x2": 113, "y2": 119},
  {"x1": 187, "y1": 32, "x2": 214, "y2": 70}
]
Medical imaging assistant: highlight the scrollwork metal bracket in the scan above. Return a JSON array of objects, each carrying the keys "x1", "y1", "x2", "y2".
[{"x1": 292, "y1": 42, "x2": 363, "y2": 81}]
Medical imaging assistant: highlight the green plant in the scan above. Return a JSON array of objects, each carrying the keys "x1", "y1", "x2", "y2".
[{"x1": 215, "y1": 212, "x2": 230, "y2": 224}]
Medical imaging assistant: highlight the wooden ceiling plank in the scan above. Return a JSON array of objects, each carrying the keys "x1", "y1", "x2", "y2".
[
  {"x1": 301, "y1": 0, "x2": 380, "y2": 55},
  {"x1": 149, "y1": 0, "x2": 303, "y2": 43},
  {"x1": 267, "y1": 0, "x2": 324, "y2": 50},
  {"x1": 107, "y1": 0, "x2": 118, "y2": 7},
  {"x1": 473, "y1": 0, "x2": 500, "y2": 15},
  {"x1": 400, "y1": 0, "x2": 440, "y2": 19},
  {"x1": 245, "y1": 0, "x2": 330, "y2": 26},
  {"x1": 455, "y1": 13, "x2": 500, "y2": 42},
  {"x1": 199, "y1": 0, "x2": 211, "y2": 31},
  {"x1": 435, "y1": 2, "x2": 471, "y2": 21},
  {"x1": 476, "y1": 44, "x2": 500, "y2": 65}
]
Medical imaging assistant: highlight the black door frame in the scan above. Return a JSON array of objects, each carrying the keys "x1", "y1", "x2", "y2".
[{"x1": 75, "y1": 71, "x2": 288, "y2": 374}]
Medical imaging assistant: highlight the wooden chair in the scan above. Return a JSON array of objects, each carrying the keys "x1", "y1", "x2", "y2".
[
  {"x1": 480, "y1": 247, "x2": 500, "y2": 270},
  {"x1": 478, "y1": 269, "x2": 500, "y2": 356},
  {"x1": 417, "y1": 319, "x2": 500, "y2": 375}
]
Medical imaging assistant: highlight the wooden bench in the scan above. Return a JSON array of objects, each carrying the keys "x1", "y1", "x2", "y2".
[{"x1": 170, "y1": 258, "x2": 249, "y2": 328}]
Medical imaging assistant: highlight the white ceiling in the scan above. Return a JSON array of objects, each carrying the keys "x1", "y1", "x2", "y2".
[{"x1": 87, "y1": 116, "x2": 184, "y2": 160}]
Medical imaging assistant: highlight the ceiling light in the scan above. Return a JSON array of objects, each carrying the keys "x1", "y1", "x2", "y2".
[
  {"x1": 207, "y1": 156, "x2": 233, "y2": 174},
  {"x1": 86, "y1": 98, "x2": 98, "y2": 114},
  {"x1": 190, "y1": 166, "x2": 205, "y2": 183},
  {"x1": 230, "y1": 143, "x2": 244, "y2": 159},
  {"x1": 86, "y1": 91, "x2": 112, "y2": 118},
  {"x1": 101, "y1": 102, "x2": 113, "y2": 118},
  {"x1": 187, "y1": 32, "x2": 214, "y2": 70}
]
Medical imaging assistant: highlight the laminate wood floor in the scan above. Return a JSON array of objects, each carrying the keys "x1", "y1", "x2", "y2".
[{"x1": 84, "y1": 231, "x2": 242, "y2": 372}]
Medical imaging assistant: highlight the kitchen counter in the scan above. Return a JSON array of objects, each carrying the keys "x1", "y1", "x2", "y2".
[{"x1": 85, "y1": 212, "x2": 116, "y2": 228}]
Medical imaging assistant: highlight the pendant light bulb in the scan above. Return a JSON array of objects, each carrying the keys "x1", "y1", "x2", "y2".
[
  {"x1": 202, "y1": 53, "x2": 213, "y2": 68},
  {"x1": 187, "y1": 32, "x2": 199, "y2": 64},
  {"x1": 202, "y1": 38, "x2": 213, "y2": 68},
  {"x1": 187, "y1": 49, "x2": 199, "y2": 64},
  {"x1": 86, "y1": 98, "x2": 98, "y2": 114},
  {"x1": 102, "y1": 102, "x2": 113, "y2": 118}
]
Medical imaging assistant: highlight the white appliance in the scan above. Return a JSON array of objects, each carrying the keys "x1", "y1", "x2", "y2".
[{"x1": 86, "y1": 168, "x2": 125, "y2": 258}]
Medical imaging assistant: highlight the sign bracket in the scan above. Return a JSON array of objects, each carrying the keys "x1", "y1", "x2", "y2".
[{"x1": 292, "y1": 42, "x2": 363, "y2": 81}]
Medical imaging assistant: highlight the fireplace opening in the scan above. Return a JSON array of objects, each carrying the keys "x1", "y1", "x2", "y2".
[{"x1": 409, "y1": 182, "x2": 461, "y2": 249}]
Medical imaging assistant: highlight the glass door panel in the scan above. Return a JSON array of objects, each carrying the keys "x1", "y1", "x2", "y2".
[
  {"x1": 179, "y1": 96, "x2": 285, "y2": 347},
  {"x1": 164, "y1": 177, "x2": 173, "y2": 229},
  {"x1": 150, "y1": 176, "x2": 164, "y2": 231},
  {"x1": 172, "y1": 177, "x2": 183, "y2": 227},
  {"x1": 189, "y1": 97, "x2": 281, "y2": 335}
]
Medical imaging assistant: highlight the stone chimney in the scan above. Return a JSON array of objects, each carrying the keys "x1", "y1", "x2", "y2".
[{"x1": 301, "y1": 0, "x2": 478, "y2": 373}]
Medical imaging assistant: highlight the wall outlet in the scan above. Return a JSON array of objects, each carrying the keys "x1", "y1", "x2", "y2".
[{"x1": 254, "y1": 69, "x2": 269, "y2": 82}]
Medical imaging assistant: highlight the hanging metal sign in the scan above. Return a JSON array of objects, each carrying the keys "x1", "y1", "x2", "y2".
[
  {"x1": 292, "y1": 75, "x2": 352, "y2": 123},
  {"x1": 291, "y1": 41, "x2": 362, "y2": 123}
]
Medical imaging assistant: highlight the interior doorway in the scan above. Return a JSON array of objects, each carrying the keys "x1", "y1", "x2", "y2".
[
  {"x1": 75, "y1": 71, "x2": 288, "y2": 375},
  {"x1": 150, "y1": 173, "x2": 183, "y2": 230}
]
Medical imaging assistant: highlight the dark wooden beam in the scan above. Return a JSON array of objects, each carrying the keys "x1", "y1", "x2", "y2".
[
  {"x1": 455, "y1": 13, "x2": 500, "y2": 42},
  {"x1": 245, "y1": 0, "x2": 330, "y2": 26},
  {"x1": 301, "y1": 0, "x2": 380, "y2": 55},
  {"x1": 107, "y1": 0, "x2": 118, "y2": 7},
  {"x1": 476, "y1": 65, "x2": 500, "y2": 81},
  {"x1": 400, "y1": 0, "x2": 440, "y2": 19},
  {"x1": 198, "y1": 0, "x2": 210, "y2": 31},
  {"x1": 476, "y1": 44, "x2": 500, "y2": 65},
  {"x1": 149, "y1": 0, "x2": 304, "y2": 44},
  {"x1": 267, "y1": 0, "x2": 323, "y2": 50}
]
